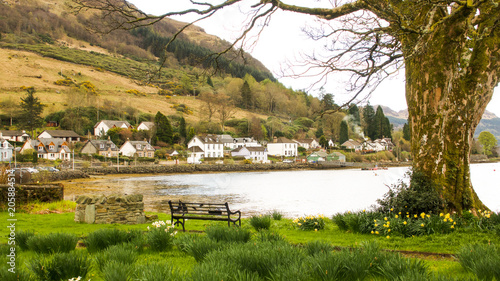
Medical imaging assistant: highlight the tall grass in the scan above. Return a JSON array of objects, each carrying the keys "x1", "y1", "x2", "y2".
[
  {"x1": 28, "y1": 251, "x2": 90, "y2": 281},
  {"x1": 249, "y1": 215, "x2": 272, "y2": 231},
  {"x1": 94, "y1": 244, "x2": 138, "y2": 271},
  {"x1": 205, "y1": 225, "x2": 252, "y2": 243},
  {"x1": 457, "y1": 243, "x2": 500, "y2": 281},
  {"x1": 134, "y1": 261, "x2": 183, "y2": 281},
  {"x1": 84, "y1": 228, "x2": 142, "y2": 253},
  {"x1": 146, "y1": 221, "x2": 177, "y2": 252},
  {"x1": 16, "y1": 229, "x2": 35, "y2": 251},
  {"x1": 26, "y1": 232, "x2": 78, "y2": 253}
]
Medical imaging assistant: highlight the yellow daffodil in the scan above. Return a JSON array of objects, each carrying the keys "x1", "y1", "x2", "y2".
[
  {"x1": 375, "y1": 231, "x2": 379, "y2": 234},
  {"x1": 403, "y1": 221, "x2": 407, "y2": 225},
  {"x1": 395, "y1": 215, "x2": 399, "y2": 218},
  {"x1": 384, "y1": 217, "x2": 388, "y2": 221},
  {"x1": 421, "y1": 223, "x2": 425, "y2": 227},
  {"x1": 386, "y1": 235, "x2": 390, "y2": 239}
]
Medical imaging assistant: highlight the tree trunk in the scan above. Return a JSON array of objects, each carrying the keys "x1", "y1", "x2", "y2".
[{"x1": 403, "y1": 15, "x2": 497, "y2": 213}]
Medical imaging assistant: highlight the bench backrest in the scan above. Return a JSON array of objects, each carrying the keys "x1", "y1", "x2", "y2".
[{"x1": 168, "y1": 201, "x2": 231, "y2": 217}]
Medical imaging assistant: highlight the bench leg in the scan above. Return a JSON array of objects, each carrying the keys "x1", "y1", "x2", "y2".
[{"x1": 172, "y1": 218, "x2": 185, "y2": 232}]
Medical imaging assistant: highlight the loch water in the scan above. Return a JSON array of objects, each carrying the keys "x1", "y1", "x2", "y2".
[{"x1": 119, "y1": 162, "x2": 500, "y2": 217}]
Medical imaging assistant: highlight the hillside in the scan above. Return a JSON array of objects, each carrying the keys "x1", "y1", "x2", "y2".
[{"x1": 379, "y1": 106, "x2": 500, "y2": 141}]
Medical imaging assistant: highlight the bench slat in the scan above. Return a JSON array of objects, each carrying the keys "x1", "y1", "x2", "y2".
[{"x1": 168, "y1": 200, "x2": 241, "y2": 232}]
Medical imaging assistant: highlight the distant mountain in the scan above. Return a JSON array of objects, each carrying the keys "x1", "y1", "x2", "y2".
[{"x1": 379, "y1": 106, "x2": 500, "y2": 141}]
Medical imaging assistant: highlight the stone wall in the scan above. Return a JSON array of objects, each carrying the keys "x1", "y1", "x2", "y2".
[
  {"x1": 82, "y1": 163, "x2": 311, "y2": 175},
  {"x1": 0, "y1": 183, "x2": 64, "y2": 204},
  {"x1": 74, "y1": 194, "x2": 145, "y2": 225}
]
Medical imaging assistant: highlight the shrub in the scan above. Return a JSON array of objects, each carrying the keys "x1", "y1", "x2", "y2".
[
  {"x1": 249, "y1": 215, "x2": 272, "y2": 231},
  {"x1": 146, "y1": 220, "x2": 177, "y2": 251},
  {"x1": 293, "y1": 215, "x2": 326, "y2": 231},
  {"x1": 377, "y1": 169, "x2": 445, "y2": 215},
  {"x1": 205, "y1": 225, "x2": 252, "y2": 243},
  {"x1": 28, "y1": 251, "x2": 91, "y2": 281},
  {"x1": 16, "y1": 229, "x2": 35, "y2": 251},
  {"x1": 457, "y1": 243, "x2": 500, "y2": 281},
  {"x1": 26, "y1": 232, "x2": 78, "y2": 253}
]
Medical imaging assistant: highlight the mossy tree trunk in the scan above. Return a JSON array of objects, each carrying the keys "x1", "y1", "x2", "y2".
[{"x1": 402, "y1": 5, "x2": 499, "y2": 212}]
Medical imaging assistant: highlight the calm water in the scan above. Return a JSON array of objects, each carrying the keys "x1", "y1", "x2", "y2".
[{"x1": 122, "y1": 163, "x2": 500, "y2": 217}]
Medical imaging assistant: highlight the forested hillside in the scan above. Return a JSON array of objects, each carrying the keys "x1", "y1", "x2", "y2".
[{"x1": 0, "y1": 0, "x2": 419, "y2": 153}]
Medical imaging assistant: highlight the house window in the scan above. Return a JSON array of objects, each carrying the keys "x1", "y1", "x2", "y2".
[
  {"x1": 100, "y1": 144, "x2": 105, "y2": 149},
  {"x1": 137, "y1": 144, "x2": 142, "y2": 150},
  {"x1": 49, "y1": 145, "x2": 55, "y2": 150},
  {"x1": 38, "y1": 146, "x2": 43, "y2": 151}
]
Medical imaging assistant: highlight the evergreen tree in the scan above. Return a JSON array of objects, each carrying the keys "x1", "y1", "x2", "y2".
[
  {"x1": 403, "y1": 123, "x2": 411, "y2": 141},
  {"x1": 339, "y1": 120, "x2": 349, "y2": 144},
  {"x1": 319, "y1": 135, "x2": 328, "y2": 149},
  {"x1": 362, "y1": 103, "x2": 375, "y2": 139},
  {"x1": 186, "y1": 127, "x2": 196, "y2": 146},
  {"x1": 179, "y1": 117, "x2": 187, "y2": 139},
  {"x1": 206, "y1": 76, "x2": 214, "y2": 88},
  {"x1": 315, "y1": 127, "x2": 324, "y2": 139},
  {"x1": 348, "y1": 104, "x2": 360, "y2": 124},
  {"x1": 19, "y1": 87, "x2": 45, "y2": 138},
  {"x1": 321, "y1": 93, "x2": 337, "y2": 111},
  {"x1": 240, "y1": 80, "x2": 252, "y2": 109},
  {"x1": 154, "y1": 111, "x2": 173, "y2": 145}
]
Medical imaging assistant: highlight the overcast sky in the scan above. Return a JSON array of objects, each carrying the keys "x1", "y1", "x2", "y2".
[{"x1": 128, "y1": 0, "x2": 500, "y2": 117}]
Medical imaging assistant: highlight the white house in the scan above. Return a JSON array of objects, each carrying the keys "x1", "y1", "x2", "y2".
[
  {"x1": 0, "y1": 130, "x2": 30, "y2": 142},
  {"x1": 231, "y1": 146, "x2": 268, "y2": 162},
  {"x1": 267, "y1": 137, "x2": 298, "y2": 157},
  {"x1": 217, "y1": 134, "x2": 260, "y2": 150},
  {"x1": 294, "y1": 138, "x2": 320, "y2": 150},
  {"x1": 187, "y1": 135, "x2": 223, "y2": 158},
  {"x1": 37, "y1": 130, "x2": 81, "y2": 142},
  {"x1": 328, "y1": 139, "x2": 337, "y2": 148},
  {"x1": 120, "y1": 140, "x2": 155, "y2": 158},
  {"x1": 21, "y1": 138, "x2": 71, "y2": 161},
  {"x1": 137, "y1": 122, "x2": 155, "y2": 131},
  {"x1": 363, "y1": 138, "x2": 395, "y2": 152},
  {"x1": 187, "y1": 146, "x2": 204, "y2": 164},
  {"x1": 0, "y1": 137, "x2": 14, "y2": 162},
  {"x1": 94, "y1": 120, "x2": 132, "y2": 136}
]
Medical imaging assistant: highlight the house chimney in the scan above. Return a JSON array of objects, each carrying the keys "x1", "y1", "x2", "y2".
[{"x1": 273, "y1": 136, "x2": 277, "y2": 143}]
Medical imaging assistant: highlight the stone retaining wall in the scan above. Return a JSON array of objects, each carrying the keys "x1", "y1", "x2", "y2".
[
  {"x1": 74, "y1": 194, "x2": 145, "y2": 225},
  {"x1": 0, "y1": 183, "x2": 64, "y2": 204},
  {"x1": 82, "y1": 163, "x2": 311, "y2": 175}
]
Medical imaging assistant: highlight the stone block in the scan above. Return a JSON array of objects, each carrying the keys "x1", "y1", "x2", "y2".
[{"x1": 84, "y1": 204, "x2": 96, "y2": 224}]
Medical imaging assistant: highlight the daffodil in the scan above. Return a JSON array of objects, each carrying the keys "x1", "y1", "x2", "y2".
[
  {"x1": 421, "y1": 223, "x2": 424, "y2": 227},
  {"x1": 395, "y1": 215, "x2": 399, "y2": 218},
  {"x1": 386, "y1": 235, "x2": 390, "y2": 239},
  {"x1": 403, "y1": 221, "x2": 407, "y2": 225}
]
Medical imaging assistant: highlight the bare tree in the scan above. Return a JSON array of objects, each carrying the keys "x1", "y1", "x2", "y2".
[
  {"x1": 198, "y1": 90, "x2": 218, "y2": 122},
  {"x1": 71, "y1": 0, "x2": 500, "y2": 212},
  {"x1": 215, "y1": 93, "x2": 237, "y2": 132}
]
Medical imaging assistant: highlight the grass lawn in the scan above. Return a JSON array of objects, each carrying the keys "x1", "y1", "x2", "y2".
[{"x1": 1, "y1": 206, "x2": 498, "y2": 280}]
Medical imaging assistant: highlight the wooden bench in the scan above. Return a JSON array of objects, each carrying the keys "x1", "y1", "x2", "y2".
[{"x1": 168, "y1": 200, "x2": 241, "y2": 232}]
